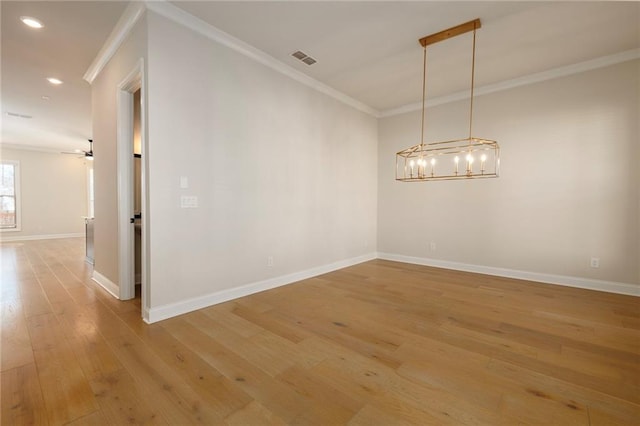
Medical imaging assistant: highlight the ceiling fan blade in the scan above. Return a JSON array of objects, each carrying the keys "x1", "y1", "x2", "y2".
[
  {"x1": 61, "y1": 151, "x2": 90, "y2": 160},
  {"x1": 61, "y1": 140, "x2": 93, "y2": 158}
]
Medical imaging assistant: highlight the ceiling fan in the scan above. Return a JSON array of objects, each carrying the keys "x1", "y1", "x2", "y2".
[{"x1": 62, "y1": 139, "x2": 93, "y2": 160}]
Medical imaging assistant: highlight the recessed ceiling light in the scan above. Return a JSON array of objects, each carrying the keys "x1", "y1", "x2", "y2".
[
  {"x1": 47, "y1": 77, "x2": 63, "y2": 85},
  {"x1": 20, "y1": 16, "x2": 44, "y2": 29}
]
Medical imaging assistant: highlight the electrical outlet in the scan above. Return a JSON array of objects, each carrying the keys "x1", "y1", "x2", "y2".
[
  {"x1": 590, "y1": 257, "x2": 600, "y2": 268},
  {"x1": 430, "y1": 242, "x2": 437, "y2": 251},
  {"x1": 267, "y1": 256, "x2": 274, "y2": 267}
]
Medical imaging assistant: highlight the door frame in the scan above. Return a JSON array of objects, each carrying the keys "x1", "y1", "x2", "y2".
[{"x1": 116, "y1": 59, "x2": 148, "y2": 320}]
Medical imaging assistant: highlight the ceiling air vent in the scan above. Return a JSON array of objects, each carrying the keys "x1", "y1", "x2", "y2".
[{"x1": 291, "y1": 50, "x2": 317, "y2": 66}]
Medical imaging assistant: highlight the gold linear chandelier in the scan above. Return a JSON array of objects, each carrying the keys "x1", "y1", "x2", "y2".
[{"x1": 396, "y1": 19, "x2": 499, "y2": 182}]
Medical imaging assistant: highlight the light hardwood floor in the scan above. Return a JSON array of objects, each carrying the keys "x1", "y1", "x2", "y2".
[{"x1": 1, "y1": 238, "x2": 639, "y2": 425}]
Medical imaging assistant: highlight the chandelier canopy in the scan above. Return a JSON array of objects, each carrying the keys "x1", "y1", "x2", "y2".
[{"x1": 396, "y1": 19, "x2": 500, "y2": 182}]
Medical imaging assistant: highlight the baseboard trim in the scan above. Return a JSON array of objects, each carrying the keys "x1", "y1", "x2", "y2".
[
  {"x1": 0, "y1": 233, "x2": 84, "y2": 242},
  {"x1": 92, "y1": 270, "x2": 120, "y2": 299},
  {"x1": 147, "y1": 252, "x2": 377, "y2": 323},
  {"x1": 142, "y1": 308, "x2": 151, "y2": 324},
  {"x1": 376, "y1": 252, "x2": 639, "y2": 297}
]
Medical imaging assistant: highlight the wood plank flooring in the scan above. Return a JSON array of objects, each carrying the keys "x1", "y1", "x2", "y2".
[{"x1": 1, "y1": 238, "x2": 639, "y2": 425}]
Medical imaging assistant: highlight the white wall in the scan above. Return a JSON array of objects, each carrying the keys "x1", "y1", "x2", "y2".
[
  {"x1": 90, "y1": 8, "x2": 636, "y2": 322},
  {"x1": 0, "y1": 147, "x2": 88, "y2": 240},
  {"x1": 145, "y1": 12, "x2": 378, "y2": 309},
  {"x1": 91, "y1": 16, "x2": 147, "y2": 287},
  {"x1": 378, "y1": 60, "x2": 639, "y2": 287}
]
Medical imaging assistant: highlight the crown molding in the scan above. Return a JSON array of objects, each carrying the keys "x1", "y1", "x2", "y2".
[
  {"x1": 145, "y1": 1, "x2": 378, "y2": 117},
  {"x1": 84, "y1": 0, "x2": 378, "y2": 116},
  {"x1": 85, "y1": 1, "x2": 638, "y2": 120},
  {"x1": 83, "y1": 1, "x2": 146, "y2": 84},
  {"x1": 0, "y1": 143, "x2": 67, "y2": 154},
  {"x1": 380, "y1": 48, "x2": 640, "y2": 118}
]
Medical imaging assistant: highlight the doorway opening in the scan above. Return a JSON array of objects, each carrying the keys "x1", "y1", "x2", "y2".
[
  {"x1": 133, "y1": 88, "x2": 142, "y2": 298},
  {"x1": 117, "y1": 60, "x2": 148, "y2": 321}
]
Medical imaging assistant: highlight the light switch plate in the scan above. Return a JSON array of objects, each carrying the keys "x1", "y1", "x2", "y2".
[
  {"x1": 180, "y1": 176, "x2": 189, "y2": 189},
  {"x1": 180, "y1": 195, "x2": 198, "y2": 208}
]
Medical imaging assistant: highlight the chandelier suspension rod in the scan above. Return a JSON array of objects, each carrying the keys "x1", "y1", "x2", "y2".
[
  {"x1": 468, "y1": 24, "x2": 477, "y2": 140},
  {"x1": 420, "y1": 46, "x2": 427, "y2": 147},
  {"x1": 417, "y1": 18, "x2": 482, "y2": 141}
]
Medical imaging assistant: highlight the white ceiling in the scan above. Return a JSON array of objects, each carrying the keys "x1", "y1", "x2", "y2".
[
  {"x1": 2, "y1": 1, "x2": 639, "y2": 152},
  {"x1": 1, "y1": 1, "x2": 127, "y2": 152},
  {"x1": 172, "y1": 1, "x2": 639, "y2": 111}
]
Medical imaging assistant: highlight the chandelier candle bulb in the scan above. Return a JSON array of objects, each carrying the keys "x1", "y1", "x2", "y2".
[{"x1": 454, "y1": 156, "x2": 459, "y2": 175}]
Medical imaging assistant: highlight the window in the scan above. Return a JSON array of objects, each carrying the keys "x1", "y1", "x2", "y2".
[{"x1": 0, "y1": 161, "x2": 20, "y2": 231}]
